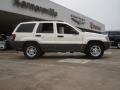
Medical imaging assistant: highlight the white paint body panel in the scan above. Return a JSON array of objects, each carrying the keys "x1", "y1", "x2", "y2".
[{"x1": 13, "y1": 21, "x2": 108, "y2": 45}]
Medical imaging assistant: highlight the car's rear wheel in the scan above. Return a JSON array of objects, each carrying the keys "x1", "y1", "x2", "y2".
[
  {"x1": 23, "y1": 43, "x2": 44, "y2": 59},
  {"x1": 86, "y1": 43, "x2": 104, "y2": 59}
]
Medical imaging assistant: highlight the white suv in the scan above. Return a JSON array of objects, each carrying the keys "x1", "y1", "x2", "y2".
[{"x1": 11, "y1": 21, "x2": 110, "y2": 59}]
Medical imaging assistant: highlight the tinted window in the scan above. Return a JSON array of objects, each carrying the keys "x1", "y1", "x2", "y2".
[
  {"x1": 117, "y1": 32, "x2": 120, "y2": 35},
  {"x1": 57, "y1": 23, "x2": 78, "y2": 34},
  {"x1": 37, "y1": 23, "x2": 53, "y2": 33},
  {"x1": 0, "y1": 36, "x2": 3, "y2": 41},
  {"x1": 16, "y1": 23, "x2": 35, "y2": 32},
  {"x1": 109, "y1": 32, "x2": 118, "y2": 35},
  {"x1": 78, "y1": 27, "x2": 101, "y2": 34}
]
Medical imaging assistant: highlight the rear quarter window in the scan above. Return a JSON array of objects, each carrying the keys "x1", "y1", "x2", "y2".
[{"x1": 16, "y1": 23, "x2": 36, "y2": 32}]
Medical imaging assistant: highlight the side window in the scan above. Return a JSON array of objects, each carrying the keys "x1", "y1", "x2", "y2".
[
  {"x1": 115, "y1": 32, "x2": 120, "y2": 35},
  {"x1": 37, "y1": 23, "x2": 53, "y2": 33},
  {"x1": 57, "y1": 23, "x2": 78, "y2": 34},
  {"x1": 117, "y1": 32, "x2": 120, "y2": 35},
  {"x1": 16, "y1": 23, "x2": 35, "y2": 32},
  {"x1": 109, "y1": 32, "x2": 113, "y2": 35}
]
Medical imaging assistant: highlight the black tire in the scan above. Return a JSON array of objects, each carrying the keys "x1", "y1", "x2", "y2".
[
  {"x1": 85, "y1": 43, "x2": 104, "y2": 59},
  {"x1": 117, "y1": 41, "x2": 120, "y2": 49},
  {"x1": 23, "y1": 43, "x2": 44, "y2": 59}
]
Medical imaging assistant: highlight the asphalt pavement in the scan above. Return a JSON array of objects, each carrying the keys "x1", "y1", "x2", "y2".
[{"x1": 0, "y1": 48, "x2": 120, "y2": 90}]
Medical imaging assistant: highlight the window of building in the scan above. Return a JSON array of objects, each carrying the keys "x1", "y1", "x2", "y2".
[
  {"x1": 117, "y1": 32, "x2": 120, "y2": 35},
  {"x1": 37, "y1": 23, "x2": 53, "y2": 33},
  {"x1": 16, "y1": 23, "x2": 35, "y2": 32},
  {"x1": 57, "y1": 23, "x2": 78, "y2": 34}
]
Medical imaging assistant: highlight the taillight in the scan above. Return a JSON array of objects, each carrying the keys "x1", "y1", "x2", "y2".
[{"x1": 11, "y1": 34, "x2": 16, "y2": 41}]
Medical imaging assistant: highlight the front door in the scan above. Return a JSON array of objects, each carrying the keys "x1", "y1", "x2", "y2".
[{"x1": 55, "y1": 23, "x2": 83, "y2": 51}]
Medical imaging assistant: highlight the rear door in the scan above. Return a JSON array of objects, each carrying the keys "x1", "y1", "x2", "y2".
[{"x1": 35, "y1": 23, "x2": 56, "y2": 51}]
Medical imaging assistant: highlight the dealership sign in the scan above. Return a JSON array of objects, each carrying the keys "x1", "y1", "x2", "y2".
[
  {"x1": 90, "y1": 22, "x2": 101, "y2": 30},
  {"x1": 71, "y1": 14, "x2": 86, "y2": 25},
  {"x1": 13, "y1": 0, "x2": 58, "y2": 17}
]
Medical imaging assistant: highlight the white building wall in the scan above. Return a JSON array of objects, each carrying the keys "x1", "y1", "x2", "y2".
[{"x1": 0, "y1": 0, "x2": 105, "y2": 32}]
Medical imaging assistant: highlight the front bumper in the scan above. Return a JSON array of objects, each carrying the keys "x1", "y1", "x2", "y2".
[{"x1": 103, "y1": 42, "x2": 111, "y2": 50}]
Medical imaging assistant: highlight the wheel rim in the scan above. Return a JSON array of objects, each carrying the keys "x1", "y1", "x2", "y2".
[
  {"x1": 26, "y1": 46, "x2": 37, "y2": 58},
  {"x1": 90, "y1": 45, "x2": 101, "y2": 57},
  {"x1": 117, "y1": 42, "x2": 120, "y2": 48}
]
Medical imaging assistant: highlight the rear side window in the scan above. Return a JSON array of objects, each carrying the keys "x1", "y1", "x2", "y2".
[
  {"x1": 16, "y1": 23, "x2": 35, "y2": 32},
  {"x1": 117, "y1": 32, "x2": 120, "y2": 35},
  {"x1": 36, "y1": 23, "x2": 53, "y2": 33}
]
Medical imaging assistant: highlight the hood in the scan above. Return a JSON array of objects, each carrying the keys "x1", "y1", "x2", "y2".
[
  {"x1": 84, "y1": 32, "x2": 104, "y2": 37},
  {"x1": 83, "y1": 32, "x2": 108, "y2": 42}
]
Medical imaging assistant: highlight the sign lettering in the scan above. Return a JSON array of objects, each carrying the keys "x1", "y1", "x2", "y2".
[
  {"x1": 71, "y1": 15, "x2": 86, "y2": 25},
  {"x1": 13, "y1": 0, "x2": 58, "y2": 17},
  {"x1": 90, "y1": 22, "x2": 101, "y2": 30}
]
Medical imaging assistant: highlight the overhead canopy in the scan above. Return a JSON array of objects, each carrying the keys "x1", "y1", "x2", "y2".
[{"x1": 0, "y1": 10, "x2": 42, "y2": 35}]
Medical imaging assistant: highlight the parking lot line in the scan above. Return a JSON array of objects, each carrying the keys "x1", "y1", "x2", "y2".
[
  {"x1": 104, "y1": 51, "x2": 112, "y2": 55},
  {"x1": 58, "y1": 59, "x2": 91, "y2": 64}
]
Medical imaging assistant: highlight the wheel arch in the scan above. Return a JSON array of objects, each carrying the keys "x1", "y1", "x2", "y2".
[
  {"x1": 22, "y1": 41, "x2": 44, "y2": 59},
  {"x1": 84, "y1": 40, "x2": 105, "y2": 59},
  {"x1": 22, "y1": 41, "x2": 40, "y2": 50},
  {"x1": 85, "y1": 40, "x2": 105, "y2": 51}
]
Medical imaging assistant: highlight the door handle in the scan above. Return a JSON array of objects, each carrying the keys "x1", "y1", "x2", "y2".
[
  {"x1": 57, "y1": 35, "x2": 64, "y2": 38},
  {"x1": 35, "y1": 35, "x2": 41, "y2": 37}
]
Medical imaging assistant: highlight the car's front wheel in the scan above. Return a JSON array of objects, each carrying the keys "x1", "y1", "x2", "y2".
[
  {"x1": 86, "y1": 43, "x2": 104, "y2": 59},
  {"x1": 23, "y1": 43, "x2": 44, "y2": 59}
]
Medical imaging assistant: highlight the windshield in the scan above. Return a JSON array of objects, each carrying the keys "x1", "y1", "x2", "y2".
[
  {"x1": 102, "y1": 32, "x2": 108, "y2": 35},
  {"x1": 77, "y1": 27, "x2": 102, "y2": 34},
  {"x1": 76, "y1": 27, "x2": 85, "y2": 32}
]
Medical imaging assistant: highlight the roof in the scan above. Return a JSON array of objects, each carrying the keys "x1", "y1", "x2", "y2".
[{"x1": 21, "y1": 20, "x2": 64, "y2": 23}]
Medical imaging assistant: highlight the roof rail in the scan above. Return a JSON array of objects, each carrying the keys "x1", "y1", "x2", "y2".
[
  {"x1": 22, "y1": 20, "x2": 64, "y2": 23},
  {"x1": 43, "y1": 20, "x2": 64, "y2": 22}
]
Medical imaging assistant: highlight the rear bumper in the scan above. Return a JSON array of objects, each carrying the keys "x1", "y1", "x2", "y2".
[{"x1": 10, "y1": 41, "x2": 24, "y2": 51}]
